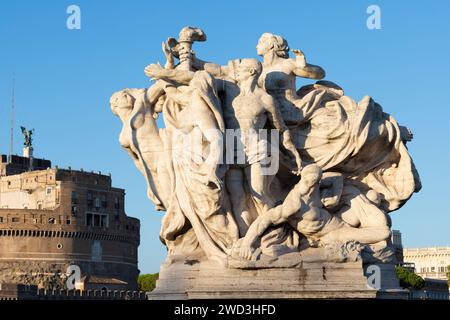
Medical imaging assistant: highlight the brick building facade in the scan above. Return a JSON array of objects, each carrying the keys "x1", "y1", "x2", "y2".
[{"x1": 0, "y1": 154, "x2": 140, "y2": 290}]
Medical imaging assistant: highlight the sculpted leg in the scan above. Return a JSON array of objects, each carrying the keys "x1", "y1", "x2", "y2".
[
  {"x1": 226, "y1": 168, "x2": 250, "y2": 237},
  {"x1": 323, "y1": 188, "x2": 391, "y2": 245},
  {"x1": 245, "y1": 162, "x2": 275, "y2": 214},
  {"x1": 319, "y1": 225, "x2": 391, "y2": 245}
]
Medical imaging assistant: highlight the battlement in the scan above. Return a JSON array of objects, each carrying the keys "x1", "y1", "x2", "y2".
[
  {"x1": 0, "y1": 283, "x2": 147, "y2": 300},
  {"x1": 0, "y1": 154, "x2": 51, "y2": 177}
]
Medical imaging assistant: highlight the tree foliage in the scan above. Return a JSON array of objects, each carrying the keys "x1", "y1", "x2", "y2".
[
  {"x1": 137, "y1": 273, "x2": 159, "y2": 292},
  {"x1": 395, "y1": 266, "x2": 425, "y2": 290}
]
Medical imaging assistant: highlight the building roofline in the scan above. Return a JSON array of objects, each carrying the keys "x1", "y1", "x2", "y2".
[
  {"x1": 403, "y1": 246, "x2": 450, "y2": 251},
  {"x1": 1, "y1": 166, "x2": 113, "y2": 178}
]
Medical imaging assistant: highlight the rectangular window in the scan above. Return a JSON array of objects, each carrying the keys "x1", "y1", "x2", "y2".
[
  {"x1": 0, "y1": 217, "x2": 3, "y2": 223},
  {"x1": 114, "y1": 196, "x2": 120, "y2": 209},
  {"x1": 101, "y1": 215, "x2": 108, "y2": 228},
  {"x1": 11, "y1": 217, "x2": 20, "y2": 223},
  {"x1": 94, "y1": 214, "x2": 100, "y2": 226},
  {"x1": 86, "y1": 213, "x2": 93, "y2": 226},
  {"x1": 94, "y1": 198, "x2": 101, "y2": 210},
  {"x1": 87, "y1": 191, "x2": 93, "y2": 207},
  {"x1": 71, "y1": 191, "x2": 78, "y2": 204},
  {"x1": 46, "y1": 187, "x2": 52, "y2": 195},
  {"x1": 66, "y1": 218, "x2": 71, "y2": 225},
  {"x1": 101, "y1": 194, "x2": 107, "y2": 208},
  {"x1": 48, "y1": 218, "x2": 55, "y2": 224},
  {"x1": 71, "y1": 205, "x2": 78, "y2": 215},
  {"x1": 86, "y1": 213, "x2": 108, "y2": 228}
]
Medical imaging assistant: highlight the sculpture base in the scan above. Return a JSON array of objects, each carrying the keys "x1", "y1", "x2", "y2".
[{"x1": 147, "y1": 257, "x2": 405, "y2": 299}]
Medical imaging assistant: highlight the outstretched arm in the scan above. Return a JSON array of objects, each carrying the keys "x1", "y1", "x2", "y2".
[
  {"x1": 144, "y1": 63, "x2": 195, "y2": 85},
  {"x1": 192, "y1": 58, "x2": 231, "y2": 79},
  {"x1": 263, "y1": 93, "x2": 303, "y2": 174},
  {"x1": 193, "y1": 59, "x2": 232, "y2": 91},
  {"x1": 291, "y1": 49, "x2": 325, "y2": 80}
]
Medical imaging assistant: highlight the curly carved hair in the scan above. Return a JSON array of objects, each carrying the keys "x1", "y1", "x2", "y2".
[{"x1": 259, "y1": 32, "x2": 289, "y2": 58}]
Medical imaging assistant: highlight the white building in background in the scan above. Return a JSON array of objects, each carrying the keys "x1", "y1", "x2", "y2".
[{"x1": 403, "y1": 247, "x2": 450, "y2": 280}]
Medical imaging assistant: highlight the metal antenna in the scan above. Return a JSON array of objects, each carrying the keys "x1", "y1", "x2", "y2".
[{"x1": 9, "y1": 75, "x2": 15, "y2": 163}]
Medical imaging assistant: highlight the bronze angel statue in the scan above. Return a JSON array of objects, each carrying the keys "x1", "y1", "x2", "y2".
[{"x1": 20, "y1": 126, "x2": 34, "y2": 147}]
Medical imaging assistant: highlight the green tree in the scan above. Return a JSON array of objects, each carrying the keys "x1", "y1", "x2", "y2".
[
  {"x1": 395, "y1": 266, "x2": 425, "y2": 290},
  {"x1": 137, "y1": 273, "x2": 159, "y2": 292}
]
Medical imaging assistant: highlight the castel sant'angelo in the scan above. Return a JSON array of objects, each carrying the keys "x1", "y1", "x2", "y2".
[{"x1": 0, "y1": 134, "x2": 140, "y2": 290}]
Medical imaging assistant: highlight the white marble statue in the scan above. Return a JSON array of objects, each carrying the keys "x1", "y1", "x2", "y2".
[{"x1": 111, "y1": 26, "x2": 421, "y2": 268}]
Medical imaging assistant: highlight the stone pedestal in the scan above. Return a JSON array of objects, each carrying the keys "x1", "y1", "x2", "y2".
[
  {"x1": 22, "y1": 146, "x2": 33, "y2": 158},
  {"x1": 148, "y1": 259, "x2": 382, "y2": 300},
  {"x1": 22, "y1": 147, "x2": 33, "y2": 171}
]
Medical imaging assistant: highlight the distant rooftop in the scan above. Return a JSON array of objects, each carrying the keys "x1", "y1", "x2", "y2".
[
  {"x1": 1, "y1": 153, "x2": 111, "y2": 179},
  {"x1": 0, "y1": 154, "x2": 51, "y2": 177},
  {"x1": 404, "y1": 247, "x2": 450, "y2": 252}
]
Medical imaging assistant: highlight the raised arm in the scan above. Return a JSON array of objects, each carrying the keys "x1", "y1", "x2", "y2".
[{"x1": 291, "y1": 49, "x2": 325, "y2": 80}]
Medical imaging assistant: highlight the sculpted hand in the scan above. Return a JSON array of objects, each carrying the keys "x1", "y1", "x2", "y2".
[
  {"x1": 282, "y1": 131, "x2": 302, "y2": 175},
  {"x1": 292, "y1": 157, "x2": 303, "y2": 176},
  {"x1": 292, "y1": 49, "x2": 306, "y2": 68},
  {"x1": 144, "y1": 63, "x2": 164, "y2": 80},
  {"x1": 291, "y1": 49, "x2": 304, "y2": 57},
  {"x1": 162, "y1": 40, "x2": 175, "y2": 69}
]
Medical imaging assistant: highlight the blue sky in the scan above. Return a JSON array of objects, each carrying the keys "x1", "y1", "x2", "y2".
[{"x1": 0, "y1": 1, "x2": 449, "y2": 273}]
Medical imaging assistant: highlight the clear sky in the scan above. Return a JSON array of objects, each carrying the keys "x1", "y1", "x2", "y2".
[{"x1": 0, "y1": 1, "x2": 449, "y2": 273}]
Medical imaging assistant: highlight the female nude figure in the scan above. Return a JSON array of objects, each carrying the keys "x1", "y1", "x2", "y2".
[{"x1": 110, "y1": 84, "x2": 171, "y2": 211}]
